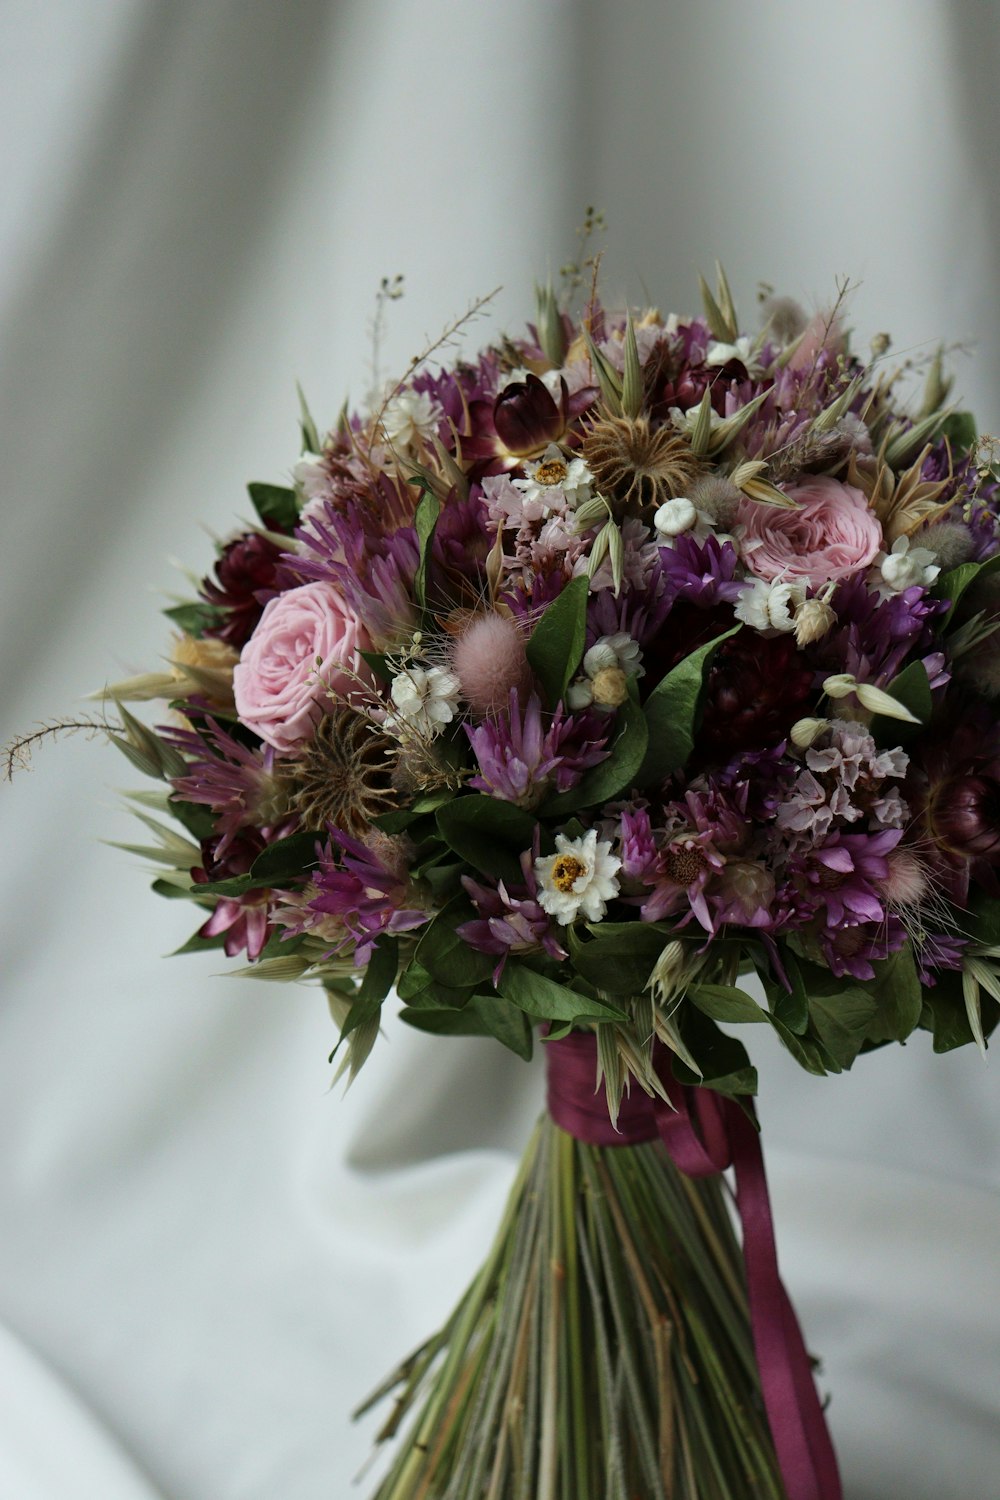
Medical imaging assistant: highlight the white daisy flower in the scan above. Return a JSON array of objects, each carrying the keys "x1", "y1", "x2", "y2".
[
  {"x1": 388, "y1": 665, "x2": 460, "y2": 739},
  {"x1": 535, "y1": 829, "x2": 621, "y2": 925},
  {"x1": 512, "y1": 443, "x2": 593, "y2": 513},
  {"x1": 705, "y1": 334, "x2": 759, "y2": 372},
  {"x1": 652, "y1": 496, "x2": 718, "y2": 544},
  {"x1": 381, "y1": 388, "x2": 441, "y2": 452}
]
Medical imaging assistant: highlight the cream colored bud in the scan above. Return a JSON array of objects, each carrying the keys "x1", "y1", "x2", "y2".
[
  {"x1": 822, "y1": 673, "x2": 857, "y2": 700},
  {"x1": 793, "y1": 598, "x2": 837, "y2": 646},
  {"x1": 790, "y1": 716, "x2": 828, "y2": 749},
  {"x1": 648, "y1": 939, "x2": 688, "y2": 1003},
  {"x1": 590, "y1": 665, "x2": 629, "y2": 707}
]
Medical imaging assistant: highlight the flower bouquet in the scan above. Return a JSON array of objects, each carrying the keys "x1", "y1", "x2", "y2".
[{"x1": 10, "y1": 261, "x2": 1000, "y2": 1499}]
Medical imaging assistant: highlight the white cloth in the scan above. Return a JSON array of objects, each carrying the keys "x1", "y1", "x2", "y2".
[{"x1": 1, "y1": 3, "x2": 998, "y2": 1497}]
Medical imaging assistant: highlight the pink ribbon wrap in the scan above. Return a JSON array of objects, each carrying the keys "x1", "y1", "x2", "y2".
[{"x1": 546, "y1": 1030, "x2": 842, "y2": 1500}]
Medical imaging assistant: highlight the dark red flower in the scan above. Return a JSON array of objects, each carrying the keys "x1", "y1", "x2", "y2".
[
  {"x1": 698, "y1": 632, "x2": 815, "y2": 758},
  {"x1": 201, "y1": 532, "x2": 284, "y2": 649}
]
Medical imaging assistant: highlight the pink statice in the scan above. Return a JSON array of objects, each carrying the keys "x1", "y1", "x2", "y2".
[
  {"x1": 777, "y1": 720, "x2": 909, "y2": 841},
  {"x1": 301, "y1": 830, "x2": 429, "y2": 964},
  {"x1": 458, "y1": 845, "x2": 567, "y2": 982},
  {"x1": 466, "y1": 691, "x2": 609, "y2": 810}
]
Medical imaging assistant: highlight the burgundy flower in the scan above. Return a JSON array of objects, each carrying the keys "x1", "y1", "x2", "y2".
[
  {"x1": 463, "y1": 374, "x2": 596, "y2": 470},
  {"x1": 698, "y1": 632, "x2": 815, "y2": 758},
  {"x1": 201, "y1": 532, "x2": 285, "y2": 649},
  {"x1": 192, "y1": 830, "x2": 279, "y2": 961}
]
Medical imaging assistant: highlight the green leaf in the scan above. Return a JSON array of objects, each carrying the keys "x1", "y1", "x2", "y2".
[
  {"x1": 400, "y1": 1006, "x2": 491, "y2": 1039},
  {"x1": 470, "y1": 993, "x2": 534, "y2": 1060},
  {"x1": 166, "y1": 797, "x2": 216, "y2": 841},
  {"x1": 758, "y1": 948, "x2": 811, "y2": 1035},
  {"x1": 525, "y1": 575, "x2": 590, "y2": 708},
  {"x1": 637, "y1": 627, "x2": 740, "y2": 786},
  {"x1": 969, "y1": 894, "x2": 1000, "y2": 948},
  {"x1": 396, "y1": 961, "x2": 473, "y2": 1011},
  {"x1": 163, "y1": 601, "x2": 226, "y2": 637},
  {"x1": 807, "y1": 986, "x2": 879, "y2": 1069},
  {"x1": 542, "y1": 681, "x2": 649, "y2": 815},
  {"x1": 338, "y1": 934, "x2": 398, "y2": 1047},
  {"x1": 359, "y1": 650, "x2": 392, "y2": 684},
  {"x1": 869, "y1": 943, "x2": 923, "y2": 1042},
  {"x1": 920, "y1": 971, "x2": 978, "y2": 1052},
  {"x1": 566, "y1": 923, "x2": 665, "y2": 999},
  {"x1": 687, "y1": 983, "x2": 767, "y2": 1025},
  {"x1": 435, "y1": 796, "x2": 538, "y2": 886},
  {"x1": 250, "y1": 831, "x2": 321, "y2": 884},
  {"x1": 935, "y1": 550, "x2": 1000, "y2": 629},
  {"x1": 498, "y1": 960, "x2": 627, "y2": 1023},
  {"x1": 247, "y1": 481, "x2": 299, "y2": 531},
  {"x1": 766, "y1": 1013, "x2": 834, "y2": 1076},
  {"x1": 941, "y1": 409, "x2": 979, "y2": 454},
  {"x1": 414, "y1": 895, "x2": 496, "y2": 988},
  {"x1": 413, "y1": 491, "x2": 440, "y2": 614},
  {"x1": 870, "y1": 660, "x2": 932, "y2": 747},
  {"x1": 671, "y1": 1009, "x2": 758, "y2": 1096}
]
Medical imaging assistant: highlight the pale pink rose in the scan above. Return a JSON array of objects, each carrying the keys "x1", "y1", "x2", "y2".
[
  {"x1": 233, "y1": 581, "x2": 371, "y2": 752},
  {"x1": 737, "y1": 475, "x2": 883, "y2": 589}
]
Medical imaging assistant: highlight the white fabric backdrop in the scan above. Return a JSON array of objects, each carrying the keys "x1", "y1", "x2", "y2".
[{"x1": 1, "y1": 3, "x2": 997, "y2": 1497}]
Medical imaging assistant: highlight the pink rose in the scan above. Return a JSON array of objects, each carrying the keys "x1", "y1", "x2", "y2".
[
  {"x1": 737, "y1": 475, "x2": 882, "y2": 589},
  {"x1": 233, "y1": 581, "x2": 371, "y2": 752}
]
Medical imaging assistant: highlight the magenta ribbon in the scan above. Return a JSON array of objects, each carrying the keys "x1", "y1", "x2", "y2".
[{"x1": 546, "y1": 1031, "x2": 842, "y2": 1500}]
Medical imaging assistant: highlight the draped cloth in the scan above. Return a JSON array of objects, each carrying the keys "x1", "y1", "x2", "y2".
[{"x1": 547, "y1": 1031, "x2": 842, "y2": 1500}]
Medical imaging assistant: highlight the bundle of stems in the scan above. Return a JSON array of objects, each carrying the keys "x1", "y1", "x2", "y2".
[{"x1": 358, "y1": 1116, "x2": 787, "y2": 1499}]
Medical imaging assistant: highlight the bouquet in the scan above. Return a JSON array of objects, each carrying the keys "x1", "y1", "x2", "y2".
[{"x1": 10, "y1": 261, "x2": 1000, "y2": 1499}]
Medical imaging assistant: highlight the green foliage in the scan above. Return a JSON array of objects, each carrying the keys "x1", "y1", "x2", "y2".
[
  {"x1": 687, "y1": 984, "x2": 767, "y2": 1025},
  {"x1": 525, "y1": 575, "x2": 589, "y2": 707},
  {"x1": 469, "y1": 993, "x2": 534, "y2": 1060},
  {"x1": 672, "y1": 1009, "x2": 757, "y2": 1096},
  {"x1": 162, "y1": 601, "x2": 226, "y2": 637},
  {"x1": 413, "y1": 491, "x2": 440, "y2": 614},
  {"x1": 196, "y1": 830, "x2": 320, "y2": 898},
  {"x1": 435, "y1": 796, "x2": 538, "y2": 886},
  {"x1": 335, "y1": 934, "x2": 398, "y2": 1050},
  {"x1": 498, "y1": 960, "x2": 627, "y2": 1023},
  {"x1": 869, "y1": 943, "x2": 923, "y2": 1043},
  {"x1": 638, "y1": 627, "x2": 739, "y2": 786},
  {"x1": 414, "y1": 896, "x2": 497, "y2": 988},
  {"x1": 935, "y1": 550, "x2": 1000, "y2": 629},
  {"x1": 870, "y1": 660, "x2": 931, "y2": 747},
  {"x1": 941, "y1": 409, "x2": 979, "y2": 453},
  {"x1": 396, "y1": 961, "x2": 474, "y2": 1011},
  {"x1": 566, "y1": 923, "x2": 665, "y2": 999},
  {"x1": 247, "y1": 481, "x2": 299, "y2": 531}
]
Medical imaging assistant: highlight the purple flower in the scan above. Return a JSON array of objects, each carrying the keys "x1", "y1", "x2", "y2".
[
  {"x1": 915, "y1": 930, "x2": 968, "y2": 986},
  {"x1": 192, "y1": 830, "x2": 284, "y2": 962},
  {"x1": 792, "y1": 827, "x2": 902, "y2": 928},
  {"x1": 466, "y1": 691, "x2": 609, "y2": 809},
  {"x1": 458, "y1": 845, "x2": 567, "y2": 981},
  {"x1": 819, "y1": 914, "x2": 907, "y2": 981},
  {"x1": 306, "y1": 830, "x2": 428, "y2": 964},
  {"x1": 166, "y1": 718, "x2": 291, "y2": 858},
  {"x1": 657, "y1": 533, "x2": 743, "y2": 609},
  {"x1": 821, "y1": 575, "x2": 947, "y2": 687}
]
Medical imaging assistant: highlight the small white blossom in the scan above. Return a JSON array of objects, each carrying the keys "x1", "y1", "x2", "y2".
[
  {"x1": 512, "y1": 443, "x2": 593, "y2": 513},
  {"x1": 653, "y1": 496, "x2": 717, "y2": 545},
  {"x1": 875, "y1": 535, "x2": 940, "y2": 596},
  {"x1": 705, "y1": 335, "x2": 759, "y2": 372},
  {"x1": 734, "y1": 577, "x2": 806, "y2": 633},
  {"x1": 381, "y1": 389, "x2": 441, "y2": 452},
  {"x1": 535, "y1": 829, "x2": 621, "y2": 925},
  {"x1": 388, "y1": 665, "x2": 460, "y2": 739},
  {"x1": 669, "y1": 404, "x2": 727, "y2": 442},
  {"x1": 569, "y1": 633, "x2": 643, "y2": 709},
  {"x1": 500, "y1": 366, "x2": 564, "y2": 400}
]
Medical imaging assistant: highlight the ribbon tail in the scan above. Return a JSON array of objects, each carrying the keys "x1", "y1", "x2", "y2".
[{"x1": 727, "y1": 1101, "x2": 843, "y2": 1500}]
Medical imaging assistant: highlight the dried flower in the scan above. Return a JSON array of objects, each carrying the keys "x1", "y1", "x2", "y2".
[
  {"x1": 582, "y1": 412, "x2": 703, "y2": 520},
  {"x1": 535, "y1": 829, "x2": 621, "y2": 924}
]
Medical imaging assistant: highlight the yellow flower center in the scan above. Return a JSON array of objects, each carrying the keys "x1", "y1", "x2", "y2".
[
  {"x1": 551, "y1": 854, "x2": 587, "y2": 892},
  {"x1": 535, "y1": 458, "x2": 568, "y2": 487}
]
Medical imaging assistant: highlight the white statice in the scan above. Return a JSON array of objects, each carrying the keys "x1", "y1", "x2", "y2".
[
  {"x1": 874, "y1": 535, "x2": 940, "y2": 596},
  {"x1": 567, "y1": 632, "x2": 644, "y2": 710},
  {"x1": 388, "y1": 665, "x2": 460, "y2": 739},
  {"x1": 734, "y1": 576, "x2": 807, "y2": 633},
  {"x1": 512, "y1": 443, "x2": 593, "y2": 513},
  {"x1": 535, "y1": 829, "x2": 621, "y2": 925},
  {"x1": 381, "y1": 388, "x2": 442, "y2": 452}
]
